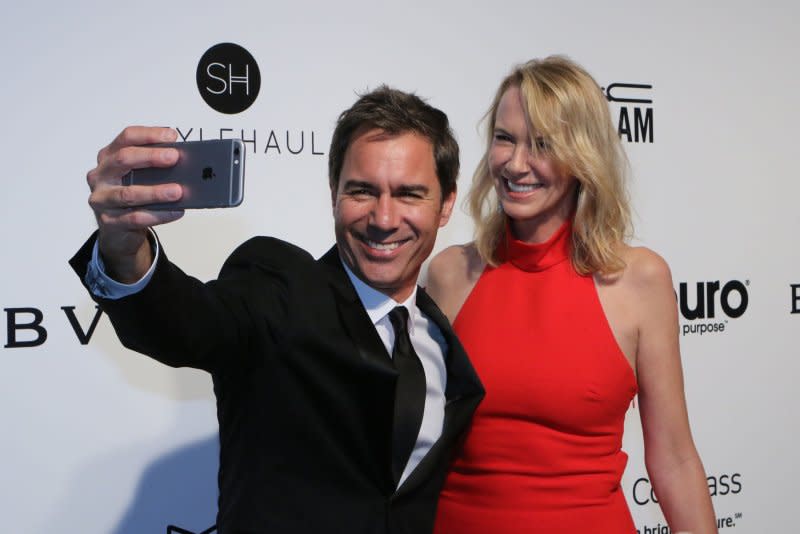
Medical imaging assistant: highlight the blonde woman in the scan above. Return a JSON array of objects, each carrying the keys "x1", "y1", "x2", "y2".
[{"x1": 429, "y1": 57, "x2": 716, "y2": 533}]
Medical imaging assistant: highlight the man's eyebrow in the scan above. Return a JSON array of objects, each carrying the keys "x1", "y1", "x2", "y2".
[{"x1": 341, "y1": 180, "x2": 378, "y2": 190}]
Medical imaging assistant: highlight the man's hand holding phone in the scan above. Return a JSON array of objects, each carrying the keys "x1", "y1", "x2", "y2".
[{"x1": 87, "y1": 126, "x2": 185, "y2": 283}]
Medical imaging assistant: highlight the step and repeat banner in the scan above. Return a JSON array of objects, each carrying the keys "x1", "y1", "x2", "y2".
[{"x1": 2, "y1": 2, "x2": 797, "y2": 532}]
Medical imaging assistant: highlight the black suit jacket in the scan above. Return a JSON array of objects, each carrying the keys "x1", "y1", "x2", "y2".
[{"x1": 70, "y1": 234, "x2": 483, "y2": 534}]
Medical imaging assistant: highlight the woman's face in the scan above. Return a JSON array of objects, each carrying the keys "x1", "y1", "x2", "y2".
[{"x1": 490, "y1": 85, "x2": 578, "y2": 243}]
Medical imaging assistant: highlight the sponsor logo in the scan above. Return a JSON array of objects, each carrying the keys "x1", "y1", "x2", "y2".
[
  {"x1": 637, "y1": 514, "x2": 742, "y2": 533},
  {"x1": 174, "y1": 127, "x2": 325, "y2": 157},
  {"x1": 633, "y1": 472, "x2": 744, "y2": 532},
  {"x1": 186, "y1": 43, "x2": 327, "y2": 157},
  {"x1": 2, "y1": 305, "x2": 103, "y2": 348},
  {"x1": 676, "y1": 280, "x2": 750, "y2": 336},
  {"x1": 632, "y1": 472, "x2": 742, "y2": 506},
  {"x1": 197, "y1": 43, "x2": 261, "y2": 114},
  {"x1": 602, "y1": 82, "x2": 653, "y2": 144}
]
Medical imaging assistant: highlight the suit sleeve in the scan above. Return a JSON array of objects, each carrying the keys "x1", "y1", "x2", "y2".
[{"x1": 69, "y1": 232, "x2": 298, "y2": 372}]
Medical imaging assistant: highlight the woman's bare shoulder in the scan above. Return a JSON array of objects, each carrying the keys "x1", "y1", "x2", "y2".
[
  {"x1": 429, "y1": 243, "x2": 485, "y2": 282},
  {"x1": 616, "y1": 244, "x2": 673, "y2": 289},
  {"x1": 426, "y1": 243, "x2": 487, "y2": 322}
]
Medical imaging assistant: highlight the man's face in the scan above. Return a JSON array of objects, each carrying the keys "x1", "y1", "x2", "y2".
[{"x1": 333, "y1": 128, "x2": 455, "y2": 302}]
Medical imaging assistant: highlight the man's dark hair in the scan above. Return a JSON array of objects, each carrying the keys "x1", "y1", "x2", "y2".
[{"x1": 328, "y1": 85, "x2": 459, "y2": 200}]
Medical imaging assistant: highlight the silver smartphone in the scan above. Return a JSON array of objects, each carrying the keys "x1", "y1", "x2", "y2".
[{"x1": 124, "y1": 139, "x2": 245, "y2": 209}]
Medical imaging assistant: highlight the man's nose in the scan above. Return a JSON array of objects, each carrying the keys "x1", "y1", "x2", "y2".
[{"x1": 370, "y1": 195, "x2": 400, "y2": 231}]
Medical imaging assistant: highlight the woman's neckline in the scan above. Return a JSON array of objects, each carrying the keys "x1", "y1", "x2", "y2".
[{"x1": 498, "y1": 217, "x2": 572, "y2": 272}]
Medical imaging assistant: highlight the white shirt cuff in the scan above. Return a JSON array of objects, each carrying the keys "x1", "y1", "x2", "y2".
[{"x1": 84, "y1": 229, "x2": 159, "y2": 300}]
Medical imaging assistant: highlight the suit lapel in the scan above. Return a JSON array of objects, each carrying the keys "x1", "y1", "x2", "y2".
[
  {"x1": 418, "y1": 289, "x2": 484, "y2": 402},
  {"x1": 395, "y1": 288, "x2": 484, "y2": 497},
  {"x1": 318, "y1": 246, "x2": 396, "y2": 377}
]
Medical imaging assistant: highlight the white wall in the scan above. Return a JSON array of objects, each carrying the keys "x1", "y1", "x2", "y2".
[{"x1": 1, "y1": 2, "x2": 797, "y2": 532}]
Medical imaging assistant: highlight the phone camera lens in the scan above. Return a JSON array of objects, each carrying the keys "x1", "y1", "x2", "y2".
[{"x1": 234, "y1": 146, "x2": 240, "y2": 156}]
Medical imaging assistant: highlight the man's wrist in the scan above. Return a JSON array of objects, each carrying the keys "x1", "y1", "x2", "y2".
[{"x1": 86, "y1": 230, "x2": 160, "y2": 299}]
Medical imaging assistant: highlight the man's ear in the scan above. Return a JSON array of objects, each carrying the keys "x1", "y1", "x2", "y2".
[{"x1": 438, "y1": 187, "x2": 457, "y2": 227}]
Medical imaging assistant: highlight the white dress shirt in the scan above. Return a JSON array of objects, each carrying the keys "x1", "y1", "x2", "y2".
[{"x1": 340, "y1": 261, "x2": 448, "y2": 487}]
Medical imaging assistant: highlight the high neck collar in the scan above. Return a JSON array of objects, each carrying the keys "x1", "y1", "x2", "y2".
[{"x1": 498, "y1": 218, "x2": 572, "y2": 272}]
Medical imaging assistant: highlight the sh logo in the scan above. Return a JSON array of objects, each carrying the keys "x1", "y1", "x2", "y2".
[{"x1": 196, "y1": 42, "x2": 261, "y2": 114}]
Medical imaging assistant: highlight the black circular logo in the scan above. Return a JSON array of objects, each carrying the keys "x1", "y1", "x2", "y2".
[{"x1": 196, "y1": 43, "x2": 261, "y2": 114}]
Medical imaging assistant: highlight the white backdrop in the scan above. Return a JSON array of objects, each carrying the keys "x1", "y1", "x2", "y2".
[{"x1": 1, "y1": 2, "x2": 798, "y2": 532}]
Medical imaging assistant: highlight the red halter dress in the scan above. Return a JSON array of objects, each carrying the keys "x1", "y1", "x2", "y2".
[{"x1": 434, "y1": 219, "x2": 637, "y2": 533}]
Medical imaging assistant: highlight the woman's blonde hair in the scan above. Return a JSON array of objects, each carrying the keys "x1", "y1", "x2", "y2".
[{"x1": 469, "y1": 56, "x2": 632, "y2": 275}]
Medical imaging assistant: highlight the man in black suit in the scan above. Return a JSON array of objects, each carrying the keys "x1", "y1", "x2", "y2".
[{"x1": 70, "y1": 87, "x2": 483, "y2": 533}]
